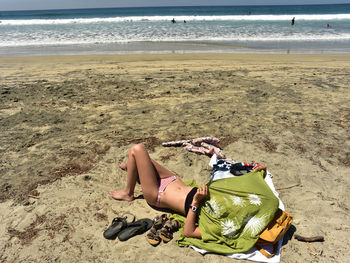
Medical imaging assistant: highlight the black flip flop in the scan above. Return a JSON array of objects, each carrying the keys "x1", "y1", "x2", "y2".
[
  {"x1": 103, "y1": 214, "x2": 135, "y2": 240},
  {"x1": 118, "y1": 218, "x2": 153, "y2": 242}
]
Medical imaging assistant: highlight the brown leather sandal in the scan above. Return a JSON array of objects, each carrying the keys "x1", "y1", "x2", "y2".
[
  {"x1": 146, "y1": 228, "x2": 161, "y2": 246},
  {"x1": 158, "y1": 220, "x2": 180, "y2": 243},
  {"x1": 153, "y1": 214, "x2": 169, "y2": 230},
  {"x1": 146, "y1": 214, "x2": 169, "y2": 246}
]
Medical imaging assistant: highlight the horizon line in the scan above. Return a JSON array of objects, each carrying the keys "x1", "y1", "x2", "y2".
[{"x1": 1, "y1": 2, "x2": 350, "y2": 12}]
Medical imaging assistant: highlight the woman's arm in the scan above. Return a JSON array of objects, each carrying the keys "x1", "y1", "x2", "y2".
[
  {"x1": 183, "y1": 203, "x2": 201, "y2": 238},
  {"x1": 183, "y1": 184, "x2": 208, "y2": 239}
]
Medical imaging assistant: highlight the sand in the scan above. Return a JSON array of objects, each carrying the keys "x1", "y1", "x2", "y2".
[{"x1": 0, "y1": 53, "x2": 349, "y2": 263}]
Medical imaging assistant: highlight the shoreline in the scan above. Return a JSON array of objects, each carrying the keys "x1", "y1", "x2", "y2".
[
  {"x1": 1, "y1": 53, "x2": 349, "y2": 262},
  {"x1": 1, "y1": 40, "x2": 350, "y2": 57},
  {"x1": 2, "y1": 51, "x2": 350, "y2": 62}
]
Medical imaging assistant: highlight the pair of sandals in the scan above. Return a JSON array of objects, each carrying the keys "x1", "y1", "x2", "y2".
[
  {"x1": 146, "y1": 214, "x2": 180, "y2": 246},
  {"x1": 103, "y1": 213, "x2": 153, "y2": 241}
]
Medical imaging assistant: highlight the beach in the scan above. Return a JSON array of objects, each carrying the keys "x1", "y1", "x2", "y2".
[{"x1": 0, "y1": 53, "x2": 349, "y2": 262}]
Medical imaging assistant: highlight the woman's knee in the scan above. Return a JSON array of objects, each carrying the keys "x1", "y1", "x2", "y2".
[{"x1": 128, "y1": 144, "x2": 146, "y2": 157}]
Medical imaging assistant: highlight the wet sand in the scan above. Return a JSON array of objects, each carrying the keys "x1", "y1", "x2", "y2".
[{"x1": 0, "y1": 53, "x2": 349, "y2": 262}]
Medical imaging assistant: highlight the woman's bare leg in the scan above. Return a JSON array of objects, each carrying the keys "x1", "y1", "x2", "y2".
[
  {"x1": 119, "y1": 160, "x2": 173, "y2": 179},
  {"x1": 119, "y1": 162, "x2": 127, "y2": 170},
  {"x1": 110, "y1": 144, "x2": 175, "y2": 204}
]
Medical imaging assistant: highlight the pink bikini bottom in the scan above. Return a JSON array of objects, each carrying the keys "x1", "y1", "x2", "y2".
[{"x1": 155, "y1": 175, "x2": 177, "y2": 207}]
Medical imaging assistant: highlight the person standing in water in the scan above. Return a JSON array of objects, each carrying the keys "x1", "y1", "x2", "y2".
[{"x1": 291, "y1": 17, "x2": 295, "y2": 26}]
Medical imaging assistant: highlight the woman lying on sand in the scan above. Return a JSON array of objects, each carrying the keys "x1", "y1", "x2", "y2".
[{"x1": 110, "y1": 143, "x2": 270, "y2": 239}]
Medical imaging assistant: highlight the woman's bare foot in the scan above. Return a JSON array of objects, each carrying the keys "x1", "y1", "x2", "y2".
[
  {"x1": 109, "y1": 190, "x2": 134, "y2": 202},
  {"x1": 119, "y1": 162, "x2": 127, "y2": 171}
]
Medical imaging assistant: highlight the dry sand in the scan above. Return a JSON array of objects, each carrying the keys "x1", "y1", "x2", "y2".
[{"x1": 0, "y1": 53, "x2": 349, "y2": 262}]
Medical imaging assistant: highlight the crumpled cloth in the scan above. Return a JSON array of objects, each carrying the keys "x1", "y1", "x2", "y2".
[{"x1": 162, "y1": 136, "x2": 226, "y2": 159}]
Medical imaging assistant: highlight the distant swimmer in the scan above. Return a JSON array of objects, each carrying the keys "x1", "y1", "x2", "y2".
[
  {"x1": 184, "y1": 20, "x2": 186, "y2": 23},
  {"x1": 291, "y1": 17, "x2": 295, "y2": 26},
  {"x1": 171, "y1": 18, "x2": 176, "y2": 23},
  {"x1": 326, "y1": 23, "x2": 331, "y2": 28}
]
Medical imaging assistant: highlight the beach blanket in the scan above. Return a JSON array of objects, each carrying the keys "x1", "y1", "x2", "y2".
[{"x1": 171, "y1": 154, "x2": 285, "y2": 263}]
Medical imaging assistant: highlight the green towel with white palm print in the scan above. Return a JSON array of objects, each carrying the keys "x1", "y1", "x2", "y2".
[{"x1": 172, "y1": 170, "x2": 279, "y2": 254}]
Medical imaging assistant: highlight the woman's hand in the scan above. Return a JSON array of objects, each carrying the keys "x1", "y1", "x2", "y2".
[
  {"x1": 253, "y1": 163, "x2": 266, "y2": 172},
  {"x1": 193, "y1": 184, "x2": 208, "y2": 205},
  {"x1": 253, "y1": 163, "x2": 267, "y2": 177}
]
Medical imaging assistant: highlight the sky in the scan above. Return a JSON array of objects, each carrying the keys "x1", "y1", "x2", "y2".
[{"x1": 0, "y1": 0, "x2": 350, "y2": 11}]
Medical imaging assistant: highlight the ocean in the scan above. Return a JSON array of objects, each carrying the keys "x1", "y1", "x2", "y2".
[{"x1": 1, "y1": 4, "x2": 350, "y2": 56}]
